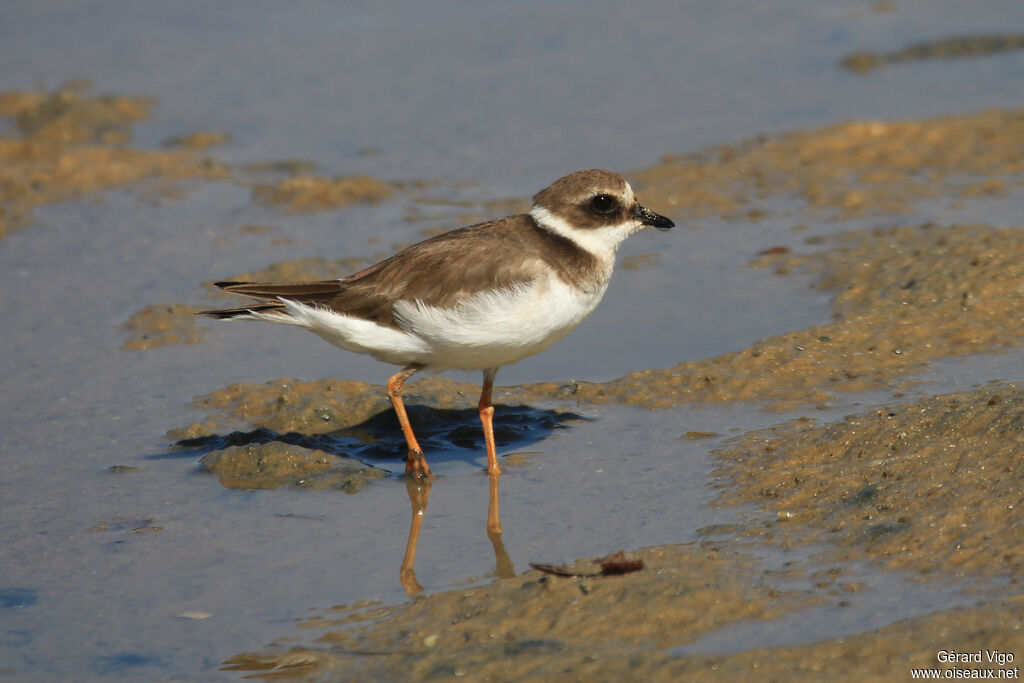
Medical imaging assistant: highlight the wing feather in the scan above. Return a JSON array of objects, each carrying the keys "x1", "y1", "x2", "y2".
[{"x1": 200, "y1": 215, "x2": 600, "y2": 328}]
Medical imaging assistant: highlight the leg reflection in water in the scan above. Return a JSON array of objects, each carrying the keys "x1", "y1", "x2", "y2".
[
  {"x1": 400, "y1": 474, "x2": 515, "y2": 595},
  {"x1": 486, "y1": 474, "x2": 515, "y2": 581},
  {"x1": 400, "y1": 477, "x2": 431, "y2": 595}
]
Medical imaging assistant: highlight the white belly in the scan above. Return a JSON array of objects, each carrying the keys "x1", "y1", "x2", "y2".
[{"x1": 267, "y1": 273, "x2": 608, "y2": 370}]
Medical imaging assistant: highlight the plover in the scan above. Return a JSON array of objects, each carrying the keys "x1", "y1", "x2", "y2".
[{"x1": 201, "y1": 169, "x2": 673, "y2": 478}]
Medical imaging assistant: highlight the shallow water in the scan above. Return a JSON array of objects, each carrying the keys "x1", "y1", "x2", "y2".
[{"x1": 2, "y1": 0, "x2": 1024, "y2": 680}]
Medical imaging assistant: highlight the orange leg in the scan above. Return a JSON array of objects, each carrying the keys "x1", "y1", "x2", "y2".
[
  {"x1": 479, "y1": 368, "x2": 501, "y2": 475},
  {"x1": 387, "y1": 364, "x2": 432, "y2": 478}
]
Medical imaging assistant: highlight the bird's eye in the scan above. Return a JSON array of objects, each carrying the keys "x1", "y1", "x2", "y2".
[{"x1": 589, "y1": 194, "x2": 616, "y2": 214}]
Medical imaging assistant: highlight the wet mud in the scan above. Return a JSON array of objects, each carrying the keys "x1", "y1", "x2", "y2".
[
  {"x1": 198, "y1": 442, "x2": 387, "y2": 493},
  {"x1": 223, "y1": 593, "x2": 1024, "y2": 681},
  {"x1": 668, "y1": 596, "x2": 1024, "y2": 682},
  {"x1": 221, "y1": 542, "x2": 816, "y2": 681},
  {"x1": 105, "y1": 105, "x2": 1024, "y2": 359},
  {"x1": 0, "y1": 83, "x2": 398, "y2": 241},
  {"x1": 122, "y1": 303, "x2": 207, "y2": 350},
  {"x1": 251, "y1": 174, "x2": 394, "y2": 213},
  {"x1": 0, "y1": 82, "x2": 229, "y2": 237},
  {"x1": 214, "y1": 383, "x2": 1024, "y2": 680},
  {"x1": 841, "y1": 34, "x2": 1024, "y2": 75},
  {"x1": 120, "y1": 107, "x2": 1024, "y2": 357},
  {"x1": 6, "y1": 78, "x2": 1024, "y2": 678},
  {"x1": 186, "y1": 103, "x2": 1024, "y2": 678},
  {"x1": 168, "y1": 377, "x2": 582, "y2": 488},
  {"x1": 716, "y1": 383, "x2": 1024, "y2": 579},
  {"x1": 123, "y1": 106, "x2": 1024, "y2": 404},
  {"x1": 633, "y1": 108, "x2": 1024, "y2": 221},
  {"x1": 521, "y1": 221, "x2": 1024, "y2": 410},
  {"x1": 167, "y1": 219, "x2": 1024, "y2": 405}
]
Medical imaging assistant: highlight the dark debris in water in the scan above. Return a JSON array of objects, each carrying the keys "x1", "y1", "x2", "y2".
[{"x1": 530, "y1": 551, "x2": 644, "y2": 578}]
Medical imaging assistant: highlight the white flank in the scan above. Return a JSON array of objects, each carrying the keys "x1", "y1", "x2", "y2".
[
  {"x1": 237, "y1": 270, "x2": 606, "y2": 371},
  {"x1": 392, "y1": 271, "x2": 608, "y2": 370},
  {"x1": 248, "y1": 299, "x2": 432, "y2": 366}
]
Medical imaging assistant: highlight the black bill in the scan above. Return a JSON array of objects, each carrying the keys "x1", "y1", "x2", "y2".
[{"x1": 636, "y1": 204, "x2": 674, "y2": 231}]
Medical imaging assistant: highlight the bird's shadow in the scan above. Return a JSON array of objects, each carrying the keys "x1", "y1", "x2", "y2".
[{"x1": 164, "y1": 404, "x2": 588, "y2": 472}]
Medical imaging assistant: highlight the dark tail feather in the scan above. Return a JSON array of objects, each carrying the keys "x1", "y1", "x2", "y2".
[
  {"x1": 214, "y1": 280, "x2": 344, "y2": 301},
  {"x1": 197, "y1": 303, "x2": 285, "y2": 319},
  {"x1": 199, "y1": 279, "x2": 345, "y2": 318}
]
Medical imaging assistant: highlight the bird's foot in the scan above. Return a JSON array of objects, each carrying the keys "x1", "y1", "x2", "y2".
[{"x1": 404, "y1": 449, "x2": 433, "y2": 479}]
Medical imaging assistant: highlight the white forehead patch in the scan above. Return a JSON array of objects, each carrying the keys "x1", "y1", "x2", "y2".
[{"x1": 622, "y1": 181, "x2": 635, "y2": 206}]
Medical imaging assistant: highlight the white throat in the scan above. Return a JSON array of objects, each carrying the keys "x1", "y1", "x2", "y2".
[{"x1": 529, "y1": 206, "x2": 640, "y2": 268}]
